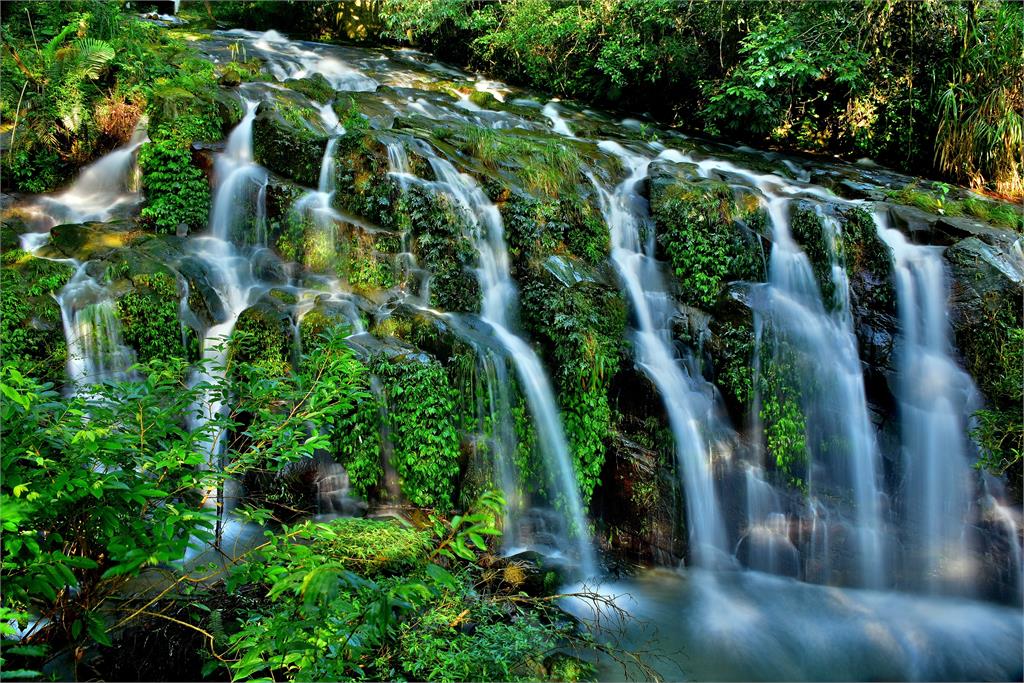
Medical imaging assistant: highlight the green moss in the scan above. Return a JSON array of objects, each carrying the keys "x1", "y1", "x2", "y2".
[
  {"x1": 308, "y1": 517, "x2": 430, "y2": 576},
  {"x1": 790, "y1": 205, "x2": 838, "y2": 307},
  {"x1": 282, "y1": 73, "x2": 336, "y2": 104},
  {"x1": 402, "y1": 186, "x2": 480, "y2": 312},
  {"x1": 520, "y1": 278, "x2": 626, "y2": 503},
  {"x1": 837, "y1": 206, "x2": 894, "y2": 309},
  {"x1": 887, "y1": 182, "x2": 1024, "y2": 230},
  {"x1": 501, "y1": 192, "x2": 609, "y2": 272},
  {"x1": 468, "y1": 90, "x2": 498, "y2": 108},
  {"x1": 116, "y1": 271, "x2": 186, "y2": 363},
  {"x1": 652, "y1": 180, "x2": 764, "y2": 309},
  {"x1": 253, "y1": 108, "x2": 328, "y2": 187},
  {"x1": 758, "y1": 337, "x2": 808, "y2": 489},
  {"x1": 453, "y1": 125, "x2": 582, "y2": 196},
  {"x1": 139, "y1": 63, "x2": 224, "y2": 234}
]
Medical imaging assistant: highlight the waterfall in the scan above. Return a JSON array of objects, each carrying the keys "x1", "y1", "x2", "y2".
[
  {"x1": 875, "y1": 212, "x2": 979, "y2": 594},
  {"x1": 758, "y1": 195, "x2": 885, "y2": 587},
  {"x1": 58, "y1": 265, "x2": 136, "y2": 391},
  {"x1": 221, "y1": 28, "x2": 379, "y2": 92},
  {"x1": 35, "y1": 122, "x2": 148, "y2": 229},
  {"x1": 427, "y1": 155, "x2": 597, "y2": 578},
  {"x1": 189, "y1": 104, "x2": 266, "y2": 515},
  {"x1": 210, "y1": 100, "x2": 267, "y2": 245},
  {"x1": 589, "y1": 141, "x2": 730, "y2": 567}
]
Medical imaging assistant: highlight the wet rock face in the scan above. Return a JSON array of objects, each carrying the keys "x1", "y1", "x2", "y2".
[{"x1": 252, "y1": 100, "x2": 329, "y2": 187}]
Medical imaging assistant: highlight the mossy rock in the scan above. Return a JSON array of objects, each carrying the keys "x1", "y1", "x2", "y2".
[
  {"x1": 253, "y1": 101, "x2": 329, "y2": 187},
  {"x1": 332, "y1": 129, "x2": 403, "y2": 230},
  {"x1": 649, "y1": 175, "x2": 765, "y2": 309},
  {"x1": 499, "y1": 189, "x2": 609, "y2": 278},
  {"x1": 298, "y1": 300, "x2": 355, "y2": 352},
  {"x1": 0, "y1": 253, "x2": 74, "y2": 385},
  {"x1": 41, "y1": 221, "x2": 142, "y2": 262},
  {"x1": 790, "y1": 201, "x2": 840, "y2": 307},
  {"x1": 282, "y1": 73, "x2": 335, "y2": 104}
]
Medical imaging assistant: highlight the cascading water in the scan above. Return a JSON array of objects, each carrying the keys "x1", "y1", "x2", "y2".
[
  {"x1": 756, "y1": 193, "x2": 885, "y2": 588},
  {"x1": 58, "y1": 265, "x2": 136, "y2": 390},
  {"x1": 33, "y1": 123, "x2": 149, "y2": 229},
  {"x1": 588, "y1": 142, "x2": 730, "y2": 567},
  {"x1": 189, "y1": 100, "x2": 266, "y2": 516},
  {"x1": 426, "y1": 155, "x2": 597, "y2": 578},
  {"x1": 874, "y1": 212, "x2": 979, "y2": 594},
  {"x1": 210, "y1": 99, "x2": 267, "y2": 245}
]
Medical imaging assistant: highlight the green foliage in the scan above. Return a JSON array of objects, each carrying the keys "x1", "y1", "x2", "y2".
[
  {"x1": 454, "y1": 126, "x2": 582, "y2": 196},
  {"x1": 501, "y1": 193, "x2": 609, "y2": 270},
  {"x1": 376, "y1": 0, "x2": 1024, "y2": 197},
  {"x1": 1, "y1": 2, "x2": 221, "y2": 194},
  {"x1": 0, "y1": 360, "x2": 221, "y2": 659},
  {"x1": 0, "y1": 254, "x2": 73, "y2": 385},
  {"x1": 702, "y1": 13, "x2": 866, "y2": 142},
  {"x1": 886, "y1": 183, "x2": 1024, "y2": 230},
  {"x1": 758, "y1": 339, "x2": 808, "y2": 487},
  {"x1": 652, "y1": 181, "x2": 763, "y2": 309},
  {"x1": 520, "y1": 279, "x2": 625, "y2": 503},
  {"x1": 283, "y1": 73, "x2": 335, "y2": 103},
  {"x1": 971, "y1": 326, "x2": 1023, "y2": 483},
  {"x1": 371, "y1": 355, "x2": 461, "y2": 510},
  {"x1": 138, "y1": 60, "x2": 223, "y2": 233},
  {"x1": 402, "y1": 185, "x2": 480, "y2": 311},
  {"x1": 230, "y1": 305, "x2": 291, "y2": 376},
  {"x1": 217, "y1": 490, "x2": 563, "y2": 683},
  {"x1": 115, "y1": 271, "x2": 186, "y2": 362},
  {"x1": 790, "y1": 206, "x2": 839, "y2": 307},
  {"x1": 561, "y1": 382, "x2": 611, "y2": 505}
]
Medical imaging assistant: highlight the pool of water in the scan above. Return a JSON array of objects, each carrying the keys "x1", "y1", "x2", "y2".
[{"x1": 564, "y1": 568, "x2": 1023, "y2": 681}]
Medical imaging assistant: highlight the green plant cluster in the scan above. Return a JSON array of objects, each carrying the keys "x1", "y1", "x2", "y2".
[
  {"x1": 1, "y1": 2, "x2": 230, "y2": 200},
  {"x1": 401, "y1": 185, "x2": 481, "y2": 312},
  {"x1": 451, "y1": 125, "x2": 583, "y2": 197},
  {"x1": 652, "y1": 180, "x2": 764, "y2": 309},
  {"x1": 758, "y1": 337, "x2": 808, "y2": 487},
  {"x1": 370, "y1": 355, "x2": 462, "y2": 510},
  {"x1": 253, "y1": 106, "x2": 329, "y2": 187},
  {"x1": 0, "y1": 251, "x2": 74, "y2": 385},
  {"x1": 282, "y1": 73, "x2": 335, "y2": 104},
  {"x1": 790, "y1": 206, "x2": 840, "y2": 308},
  {"x1": 521, "y1": 278, "x2": 627, "y2": 503},
  {"x1": 229, "y1": 304, "x2": 292, "y2": 376},
  {"x1": 501, "y1": 192, "x2": 609, "y2": 273},
  {"x1": 114, "y1": 270, "x2": 187, "y2": 363}
]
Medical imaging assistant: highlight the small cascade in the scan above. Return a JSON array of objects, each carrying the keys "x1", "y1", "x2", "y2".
[
  {"x1": 542, "y1": 101, "x2": 575, "y2": 138},
  {"x1": 427, "y1": 154, "x2": 597, "y2": 578},
  {"x1": 292, "y1": 102, "x2": 345, "y2": 244},
  {"x1": 589, "y1": 141, "x2": 730, "y2": 567},
  {"x1": 875, "y1": 213, "x2": 979, "y2": 594},
  {"x1": 58, "y1": 265, "x2": 136, "y2": 390},
  {"x1": 758, "y1": 196, "x2": 885, "y2": 588},
  {"x1": 221, "y1": 29, "x2": 379, "y2": 92},
  {"x1": 654, "y1": 153, "x2": 886, "y2": 586},
  {"x1": 34, "y1": 123, "x2": 148, "y2": 229},
  {"x1": 189, "y1": 103, "x2": 268, "y2": 516},
  {"x1": 210, "y1": 99, "x2": 268, "y2": 245}
]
